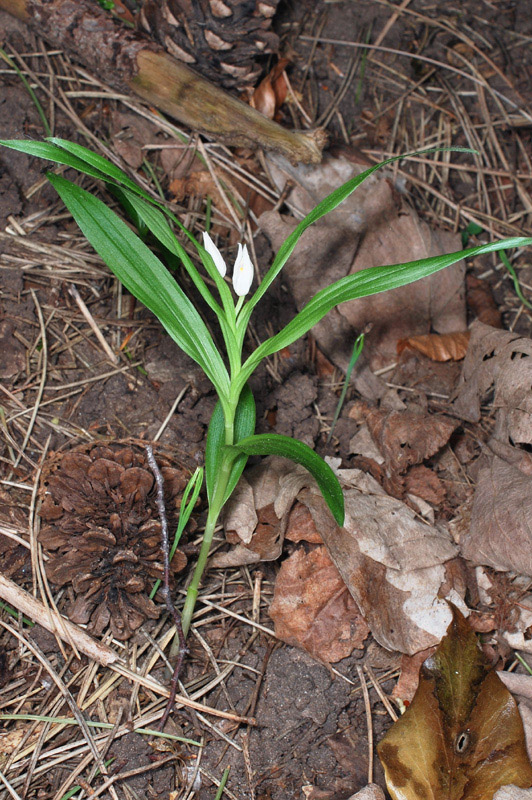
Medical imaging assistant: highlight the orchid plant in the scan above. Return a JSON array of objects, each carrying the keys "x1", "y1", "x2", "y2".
[{"x1": 2, "y1": 137, "x2": 531, "y2": 636}]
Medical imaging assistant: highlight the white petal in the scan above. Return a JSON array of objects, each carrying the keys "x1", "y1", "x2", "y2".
[
  {"x1": 232, "y1": 244, "x2": 254, "y2": 297},
  {"x1": 202, "y1": 231, "x2": 227, "y2": 277}
]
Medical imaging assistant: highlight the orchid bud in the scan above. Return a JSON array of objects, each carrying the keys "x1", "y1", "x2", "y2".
[
  {"x1": 202, "y1": 231, "x2": 227, "y2": 277},
  {"x1": 232, "y1": 243, "x2": 254, "y2": 297}
]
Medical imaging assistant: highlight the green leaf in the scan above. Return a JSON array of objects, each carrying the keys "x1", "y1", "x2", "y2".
[
  {"x1": 0, "y1": 138, "x2": 138, "y2": 189},
  {"x1": 237, "y1": 146, "x2": 477, "y2": 336},
  {"x1": 205, "y1": 384, "x2": 256, "y2": 504},
  {"x1": 237, "y1": 237, "x2": 532, "y2": 391},
  {"x1": 0, "y1": 139, "x2": 236, "y2": 319},
  {"x1": 119, "y1": 189, "x2": 224, "y2": 315},
  {"x1": 229, "y1": 434, "x2": 345, "y2": 526},
  {"x1": 47, "y1": 172, "x2": 230, "y2": 397}
]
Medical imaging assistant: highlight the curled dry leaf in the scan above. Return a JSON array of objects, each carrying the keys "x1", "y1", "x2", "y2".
[
  {"x1": 404, "y1": 465, "x2": 446, "y2": 507},
  {"x1": 214, "y1": 457, "x2": 308, "y2": 567},
  {"x1": 466, "y1": 274, "x2": 503, "y2": 329},
  {"x1": 452, "y1": 321, "x2": 532, "y2": 446},
  {"x1": 269, "y1": 545, "x2": 370, "y2": 664},
  {"x1": 378, "y1": 606, "x2": 532, "y2": 799},
  {"x1": 250, "y1": 58, "x2": 289, "y2": 120},
  {"x1": 397, "y1": 331, "x2": 471, "y2": 362},
  {"x1": 348, "y1": 401, "x2": 458, "y2": 475},
  {"x1": 391, "y1": 647, "x2": 436, "y2": 704},
  {"x1": 285, "y1": 501, "x2": 324, "y2": 544},
  {"x1": 462, "y1": 456, "x2": 532, "y2": 578}
]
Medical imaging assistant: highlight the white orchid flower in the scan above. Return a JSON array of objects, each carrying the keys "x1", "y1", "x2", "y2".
[
  {"x1": 202, "y1": 232, "x2": 254, "y2": 297},
  {"x1": 202, "y1": 231, "x2": 227, "y2": 277},
  {"x1": 232, "y1": 243, "x2": 254, "y2": 297}
]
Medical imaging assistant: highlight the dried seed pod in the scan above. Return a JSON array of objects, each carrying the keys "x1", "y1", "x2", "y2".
[{"x1": 38, "y1": 440, "x2": 195, "y2": 640}]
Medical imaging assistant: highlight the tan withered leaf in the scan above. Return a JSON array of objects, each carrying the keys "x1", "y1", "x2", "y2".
[
  {"x1": 397, "y1": 332, "x2": 471, "y2": 362},
  {"x1": 378, "y1": 606, "x2": 532, "y2": 800}
]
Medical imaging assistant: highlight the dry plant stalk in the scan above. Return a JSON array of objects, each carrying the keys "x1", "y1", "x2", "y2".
[{"x1": 0, "y1": 0, "x2": 326, "y2": 164}]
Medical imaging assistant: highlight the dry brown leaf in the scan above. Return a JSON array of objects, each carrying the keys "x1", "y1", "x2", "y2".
[
  {"x1": 298, "y1": 473, "x2": 462, "y2": 655},
  {"x1": 223, "y1": 459, "x2": 462, "y2": 654},
  {"x1": 269, "y1": 545, "x2": 370, "y2": 664},
  {"x1": 110, "y1": 110, "x2": 159, "y2": 170},
  {"x1": 452, "y1": 322, "x2": 532, "y2": 446},
  {"x1": 391, "y1": 647, "x2": 436, "y2": 703},
  {"x1": 213, "y1": 457, "x2": 309, "y2": 567},
  {"x1": 250, "y1": 58, "x2": 289, "y2": 119},
  {"x1": 285, "y1": 501, "x2": 324, "y2": 544},
  {"x1": 348, "y1": 401, "x2": 458, "y2": 475},
  {"x1": 404, "y1": 465, "x2": 446, "y2": 506},
  {"x1": 378, "y1": 606, "x2": 532, "y2": 799},
  {"x1": 466, "y1": 274, "x2": 503, "y2": 328},
  {"x1": 462, "y1": 456, "x2": 532, "y2": 577},
  {"x1": 260, "y1": 151, "x2": 466, "y2": 377},
  {"x1": 397, "y1": 331, "x2": 471, "y2": 362}
]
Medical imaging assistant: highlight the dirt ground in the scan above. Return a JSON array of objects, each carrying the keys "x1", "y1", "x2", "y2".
[{"x1": 1, "y1": 1, "x2": 532, "y2": 798}]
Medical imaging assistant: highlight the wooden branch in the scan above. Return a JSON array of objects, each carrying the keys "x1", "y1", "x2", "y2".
[
  {"x1": 0, "y1": 572, "x2": 118, "y2": 665},
  {"x1": 0, "y1": 572, "x2": 256, "y2": 724},
  {"x1": 0, "y1": 0, "x2": 326, "y2": 164}
]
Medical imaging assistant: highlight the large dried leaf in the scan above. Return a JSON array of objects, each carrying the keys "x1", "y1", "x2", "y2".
[
  {"x1": 269, "y1": 545, "x2": 370, "y2": 664},
  {"x1": 223, "y1": 459, "x2": 462, "y2": 654},
  {"x1": 260, "y1": 151, "x2": 466, "y2": 376},
  {"x1": 378, "y1": 607, "x2": 532, "y2": 799},
  {"x1": 298, "y1": 472, "x2": 462, "y2": 655},
  {"x1": 462, "y1": 456, "x2": 532, "y2": 577},
  {"x1": 452, "y1": 322, "x2": 532, "y2": 445}
]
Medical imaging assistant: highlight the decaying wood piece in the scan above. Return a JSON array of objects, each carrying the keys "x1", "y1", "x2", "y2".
[{"x1": 0, "y1": 0, "x2": 326, "y2": 164}]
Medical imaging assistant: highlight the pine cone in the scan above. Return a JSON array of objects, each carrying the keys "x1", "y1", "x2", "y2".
[
  {"x1": 139, "y1": 0, "x2": 280, "y2": 91},
  {"x1": 38, "y1": 441, "x2": 194, "y2": 640}
]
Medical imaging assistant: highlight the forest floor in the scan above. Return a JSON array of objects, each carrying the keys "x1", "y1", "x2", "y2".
[{"x1": 1, "y1": 1, "x2": 532, "y2": 798}]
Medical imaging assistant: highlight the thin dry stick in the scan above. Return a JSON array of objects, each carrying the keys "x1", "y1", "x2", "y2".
[
  {"x1": 145, "y1": 444, "x2": 188, "y2": 730},
  {"x1": 356, "y1": 665, "x2": 374, "y2": 785},
  {"x1": 68, "y1": 284, "x2": 119, "y2": 365},
  {"x1": 10, "y1": 290, "x2": 47, "y2": 473},
  {"x1": 364, "y1": 664, "x2": 398, "y2": 723}
]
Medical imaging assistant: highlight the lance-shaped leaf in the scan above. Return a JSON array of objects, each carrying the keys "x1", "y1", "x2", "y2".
[
  {"x1": 237, "y1": 146, "x2": 476, "y2": 335},
  {"x1": 47, "y1": 173, "x2": 230, "y2": 397},
  {"x1": 235, "y1": 238, "x2": 532, "y2": 392},
  {"x1": 378, "y1": 605, "x2": 532, "y2": 799},
  {"x1": 227, "y1": 434, "x2": 344, "y2": 526}
]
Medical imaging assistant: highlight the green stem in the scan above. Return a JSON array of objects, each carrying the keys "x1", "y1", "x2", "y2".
[{"x1": 181, "y1": 449, "x2": 234, "y2": 635}]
